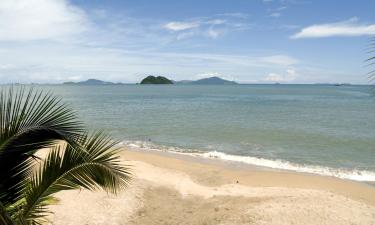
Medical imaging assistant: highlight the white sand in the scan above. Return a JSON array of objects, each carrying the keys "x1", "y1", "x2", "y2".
[{"x1": 48, "y1": 149, "x2": 375, "y2": 225}]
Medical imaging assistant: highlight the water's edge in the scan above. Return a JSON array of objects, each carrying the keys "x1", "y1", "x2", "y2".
[{"x1": 120, "y1": 140, "x2": 375, "y2": 182}]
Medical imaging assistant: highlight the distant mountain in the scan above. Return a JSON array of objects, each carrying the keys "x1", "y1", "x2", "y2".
[
  {"x1": 140, "y1": 76, "x2": 173, "y2": 84},
  {"x1": 193, "y1": 77, "x2": 237, "y2": 85},
  {"x1": 175, "y1": 77, "x2": 237, "y2": 85},
  {"x1": 63, "y1": 77, "x2": 237, "y2": 85},
  {"x1": 63, "y1": 79, "x2": 123, "y2": 85}
]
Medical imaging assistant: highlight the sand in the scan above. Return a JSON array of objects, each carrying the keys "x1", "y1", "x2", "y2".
[{"x1": 48, "y1": 149, "x2": 375, "y2": 225}]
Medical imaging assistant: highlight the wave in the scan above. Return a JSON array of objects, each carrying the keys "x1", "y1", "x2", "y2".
[{"x1": 119, "y1": 140, "x2": 375, "y2": 182}]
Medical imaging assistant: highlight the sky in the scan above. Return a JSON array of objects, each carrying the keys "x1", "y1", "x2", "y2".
[{"x1": 0, "y1": 0, "x2": 374, "y2": 84}]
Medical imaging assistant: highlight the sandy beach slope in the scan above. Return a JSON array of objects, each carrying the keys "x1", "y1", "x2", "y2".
[{"x1": 48, "y1": 149, "x2": 375, "y2": 225}]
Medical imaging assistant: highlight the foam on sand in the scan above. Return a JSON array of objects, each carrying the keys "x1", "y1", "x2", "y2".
[
  {"x1": 201, "y1": 151, "x2": 375, "y2": 182},
  {"x1": 120, "y1": 140, "x2": 375, "y2": 182}
]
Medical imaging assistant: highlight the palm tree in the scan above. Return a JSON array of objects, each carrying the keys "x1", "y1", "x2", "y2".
[
  {"x1": 367, "y1": 36, "x2": 375, "y2": 84},
  {"x1": 0, "y1": 87, "x2": 131, "y2": 224}
]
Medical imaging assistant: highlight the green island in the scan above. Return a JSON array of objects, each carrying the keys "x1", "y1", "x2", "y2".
[{"x1": 140, "y1": 76, "x2": 173, "y2": 84}]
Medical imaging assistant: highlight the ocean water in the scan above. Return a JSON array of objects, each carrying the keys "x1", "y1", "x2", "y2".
[{"x1": 37, "y1": 84, "x2": 375, "y2": 181}]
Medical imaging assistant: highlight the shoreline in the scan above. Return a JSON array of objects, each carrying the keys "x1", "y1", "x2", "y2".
[
  {"x1": 121, "y1": 148, "x2": 375, "y2": 206},
  {"x1": 49, "y1": 148, "x2": 375, "y2": 225},
  {"x1": 121, "y1": 141, "x2": 375, "y2": 183}
]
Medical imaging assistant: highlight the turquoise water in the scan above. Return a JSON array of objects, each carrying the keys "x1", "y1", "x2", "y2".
[{"x1": 39, "y1": 84, "x2": 375, "y2": 181}]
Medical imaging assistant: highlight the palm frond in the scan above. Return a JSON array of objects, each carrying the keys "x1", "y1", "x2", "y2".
[
  {"x1": 368, "y1": 36, "x2": 375, "y2": 86},
  {"x1": 0, "y1": 87, "x2": 84, "y2": 205},
  {"x1": 0, "y1": 201, "x2": 14, "y2": 225},
  {"x1": 17, "y1": 132, "x2": 131, "y2": 224}
]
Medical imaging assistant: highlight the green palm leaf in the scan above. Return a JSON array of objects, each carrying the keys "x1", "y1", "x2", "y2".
[
  {"x1": 0, "y1": 87, "x2": 84, "y2": 205},
  {"x1": 0, "y1": 87, "x2": 131, "y2": 224},
  {"x1": 0, "y1": 202, "x2": 14, "y2": 225},
  {"x1": 17, "y1": 132, "x2": 131, "y2": 224}
]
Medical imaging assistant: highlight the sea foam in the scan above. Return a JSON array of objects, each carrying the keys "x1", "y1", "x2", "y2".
[{"x1": 120, "y1": 140, "x2": 375, "y2": 182}]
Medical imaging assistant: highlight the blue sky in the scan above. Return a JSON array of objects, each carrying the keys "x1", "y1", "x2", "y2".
[{"x1": 0, "y1": 0, "x2": 374, "y2": 84}]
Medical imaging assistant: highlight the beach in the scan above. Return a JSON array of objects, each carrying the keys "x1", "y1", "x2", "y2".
[
  {"x1": 48, "y1": 149, "x2": 375, "y2": 225},
  {"x1": 2, "y1": 1, "x2": 375, "y2": 224}
]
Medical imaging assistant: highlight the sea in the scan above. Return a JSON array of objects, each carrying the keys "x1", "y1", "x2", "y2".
[{"x1": 35, "y1": 84, "x2": 375, "y2": 182}]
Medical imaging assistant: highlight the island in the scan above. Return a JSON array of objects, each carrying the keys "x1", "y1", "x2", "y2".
[
  {"x1": 63, "y1": 79, "x2": 123, "y2": 85},
  {"x1": 64, "y1": 76, "x2": 237, "y2": 85},
  {"x1": 191, "y1": 76, "x2": 237, "y2": 85},
  {"x1": 174, "y1": 76, "x2": 237, "y2": 85},
  {"x1": 140, "y1": 76, "x2": 173, "y2": 84}
]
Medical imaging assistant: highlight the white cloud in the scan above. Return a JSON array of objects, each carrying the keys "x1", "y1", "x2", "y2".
[
  {"x1": 268, "y1": 5, "x2": 287, "y2": 18},
  {"x1": 176, "y1": 31, "x2": 196, "y2": 40},
  {"x1": 206, "y1": 28, "x2": 221, "y2": 39},
  {"x1": 154, "y1": 52, "x2": 298, "y2": 68},
  {"x1": 196, "y1": 72, "x2": 220, "y2": 79},
  {"x1": 265, "y1": 73, "x2": 283, "y2": 82},
  {"x1": 0, "y1": 1, "x2": 305, "y2": 84},
  {"x1": 286, "y1": 68, "x2": 298, "y2": 79},
  {"x1": 260, "y1": 55, "x2": 298, "y2": 66},
  {"x1": 291, "y1": 17, "x2": 375, "y2": 39},
  {"x1": 276, "y1": 6, "x2": 287, "y2": 11},
  {"x1": 66, "y1": 75, "x2": 83, "y2": 81},
  {"x1": 0, "y1": 40, "x2": 300, "y2": 83},
  {"x1": 195, "y1": 72, "x2": 235, "y2": 81},
  {"x1": 0, "y1": 0, "x2": 88, "y2": 41},
  {"x1": 164, "y1": 21, "x2": 199, "y2": 31},
  {"x1": 270, "y1": 12, "x2": 281, "y2": 18},
  {"x1": 264, "y1": 68, "x2": 298, "y2": 82},
  {"x1": 163, "y1": 15, "x2": 249, "y2": 40},
  {"x1": 206, "y1": 19, "x2": 226, "y2": 25},
  {"x1": 218, "y1": 13, "x2": 249, "y2": 19}
]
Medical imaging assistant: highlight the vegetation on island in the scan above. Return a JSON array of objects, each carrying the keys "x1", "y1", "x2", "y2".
[
  {"x1": 140, "y1": 76, "x2": 173, "y2": 84},
  {"x1": 0, "y1": 87, "x2": 131, "y2": 225}
]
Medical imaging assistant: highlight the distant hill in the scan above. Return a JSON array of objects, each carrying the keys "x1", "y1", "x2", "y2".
[
  {"x1": 193, "y1": 77, "x2": 237, "y2": 85},
  {"x1": 64, "y1": 76, "x2": 237, "y2": 85},
  {"x1": 175, "y1": 77, "x2": 237, "y2": 85},
  {"x1": 140, "y1": 76, "x2": 173, "y2": 84},
  {"x1": 63, "y1": 79, "x2": 123, "y2": 85}
]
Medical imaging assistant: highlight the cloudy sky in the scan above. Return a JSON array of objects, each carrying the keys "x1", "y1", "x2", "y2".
[{"x1": 0, "y1": 0, "x2": 374, "y2": 84}]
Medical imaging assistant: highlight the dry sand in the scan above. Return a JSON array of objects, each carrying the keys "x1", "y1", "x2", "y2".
[{"x1": 48, "y1": 149, "x2": 375, "y2": 225}]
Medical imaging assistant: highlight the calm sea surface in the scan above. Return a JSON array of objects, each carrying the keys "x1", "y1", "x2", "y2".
[{"x1": 33, "y1": 84, "x2": 375, "y2": 181}]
